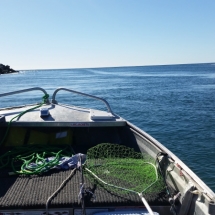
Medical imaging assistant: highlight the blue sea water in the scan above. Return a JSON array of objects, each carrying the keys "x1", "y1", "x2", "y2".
[{"x1": 0, "y1": 63, "x2": 215, "y2": 191}]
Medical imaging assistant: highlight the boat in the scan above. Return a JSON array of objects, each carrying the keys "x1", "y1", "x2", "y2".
[{"x1": 0, "y1": 87, "x2": 214, "y2": 215}]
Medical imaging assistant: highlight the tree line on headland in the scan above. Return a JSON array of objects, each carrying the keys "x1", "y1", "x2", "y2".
[{"x1": 0, "y1": 64, "x2": 19, "y2": 74}]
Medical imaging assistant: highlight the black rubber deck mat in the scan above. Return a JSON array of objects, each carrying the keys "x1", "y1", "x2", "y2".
[{"x1": 0, "y1": 169, "x2": 170, "y2": 209}]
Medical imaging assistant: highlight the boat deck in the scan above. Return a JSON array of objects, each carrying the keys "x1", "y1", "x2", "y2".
[
  {"x1": 0, "y1": 103, "x2": 126, "y2": 127},
  {"x1": 0, "y1": 168, "x2": 170, "y2": 210},
  {"x1": 0, "y1": 123, "x2": 171, "y2": 211}
]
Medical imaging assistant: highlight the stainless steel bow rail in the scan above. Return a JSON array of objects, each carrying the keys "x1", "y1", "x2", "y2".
[
  {"x1": 51, "y1": 87, "x2": 114, "y2": 114},
  {"x1": 0, "y1": 87, "x2": 114, "y2": 115},
  {"x1": 0, "y1": 87, "x2": 49, "y2": 103}
]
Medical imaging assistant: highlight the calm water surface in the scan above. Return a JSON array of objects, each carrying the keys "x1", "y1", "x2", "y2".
[{"x1": 0, "y1": 63, "x2": 215, "y2": 191}]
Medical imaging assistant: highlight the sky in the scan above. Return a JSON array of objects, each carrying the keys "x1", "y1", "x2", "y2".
[{"x1": 0, "y1": 0, "x2": 215, "y2": 70}]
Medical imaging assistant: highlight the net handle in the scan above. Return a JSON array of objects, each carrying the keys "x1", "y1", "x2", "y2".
[{"x1": 139, "y1": 193, "x2": 155, "y2": 215}]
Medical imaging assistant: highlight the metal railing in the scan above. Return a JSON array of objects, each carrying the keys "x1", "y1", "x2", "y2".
[
  {"x1": 0, "y1": 87, "x2": 114, "y2": 114},
  {"x1": 0, "y1": 87, "x2": 49, "y2": 103},
  {"x1": 52, "y1": 87, "x2": 114, "y2": 114}
]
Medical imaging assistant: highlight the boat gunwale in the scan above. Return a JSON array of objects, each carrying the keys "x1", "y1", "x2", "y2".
[{"x1": 126, "y1": 120, "x2": 215, "y2": 200}]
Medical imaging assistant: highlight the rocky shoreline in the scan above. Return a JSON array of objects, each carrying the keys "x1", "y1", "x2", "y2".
[{"x1": 0, "y1": 64, "x2": 19, "y2": 74}]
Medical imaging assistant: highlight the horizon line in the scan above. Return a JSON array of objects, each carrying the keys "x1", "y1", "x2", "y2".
[{"x1": 18, "y1": 61, "x2": 215, "y2": 71}]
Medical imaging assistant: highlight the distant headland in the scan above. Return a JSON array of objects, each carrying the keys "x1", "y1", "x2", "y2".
[{"x1": 0, "y1": 64, "x2": 19, "y2": 74}]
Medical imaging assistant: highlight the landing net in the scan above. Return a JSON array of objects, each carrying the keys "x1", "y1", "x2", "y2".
[{"x1": 85, "y1": 143, "x2": 164, "y2": 195}]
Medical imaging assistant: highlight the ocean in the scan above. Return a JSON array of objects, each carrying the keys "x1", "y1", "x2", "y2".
[{"x1": 0, "y1": 63, "x2": 215, "y2": 191}]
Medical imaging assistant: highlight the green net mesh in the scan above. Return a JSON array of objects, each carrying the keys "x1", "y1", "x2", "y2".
[{"x1": 85, "y1": 143, "x2": 165, "y2": 195}]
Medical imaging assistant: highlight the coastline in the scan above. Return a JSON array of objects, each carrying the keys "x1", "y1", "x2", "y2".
[{"x1": 0, "y1": 64, "x2": 19, "y2": 74}]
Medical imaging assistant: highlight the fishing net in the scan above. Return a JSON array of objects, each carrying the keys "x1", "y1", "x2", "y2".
[{"x1": 84, "y1": 143, "x2": 164, "y2": 195}]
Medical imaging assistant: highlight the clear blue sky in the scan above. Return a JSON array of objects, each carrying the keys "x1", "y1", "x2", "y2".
[{"x1": 0, "y1": 0, "x2": 214, "y2": 70}]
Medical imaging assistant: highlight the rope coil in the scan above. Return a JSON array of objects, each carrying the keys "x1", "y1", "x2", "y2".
[{"x1": 0, "y1": 144, "x2": 72, "y2": 175}]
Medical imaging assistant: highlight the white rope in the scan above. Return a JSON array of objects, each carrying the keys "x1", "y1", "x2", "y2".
[{"x1": 46, "y1": 168, "x2": 76, "y2": 215}]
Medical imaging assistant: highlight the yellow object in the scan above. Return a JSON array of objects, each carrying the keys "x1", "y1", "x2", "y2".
[
  {"x1": 4, "y1": 128, "x2": 73, "y2": 146},
  {"x1": 5, "y1": 127, "x2": 27, "y2": 146},
  {"x1": 27, "y1": 130, "x2": 49, "y2": 145}
]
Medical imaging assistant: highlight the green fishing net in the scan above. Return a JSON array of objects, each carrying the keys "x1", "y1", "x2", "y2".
[{"x1": 85, "y1": 143, "x2": 165, "y2": 195}]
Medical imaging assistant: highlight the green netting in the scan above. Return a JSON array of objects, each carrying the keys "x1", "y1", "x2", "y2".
[{"x1": 85, "y1": 143, "x2": 165, "y2": 195}]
